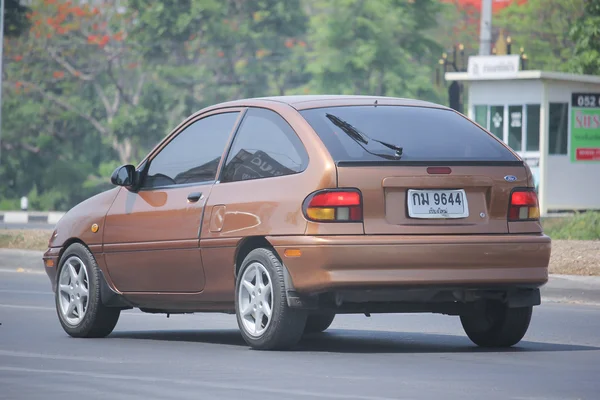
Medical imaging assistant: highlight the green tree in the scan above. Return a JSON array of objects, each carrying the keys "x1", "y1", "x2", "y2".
[
  {"x1": 1, "y1": 0, "x2": 164, "y2": 209},
  {"x1": 128, "y1": 0, "x2": 310, "y2": 119},
  {"x1": 4, "y1": 0, "x2": 30, "y2": 37},
  {"x1": 569, "y1": 0, "x2": 600, "y2": 75},
  {"x1": 305, "y1": 0, "x2": 443, "y2": 102},
  {"x1": 494, "y1": 0, "x2": 586, "y2": 71}
]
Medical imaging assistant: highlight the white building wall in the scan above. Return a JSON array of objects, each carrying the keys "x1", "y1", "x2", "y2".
[{"x1": 468, "y1": 80, "x2": 543, "y2": 118}]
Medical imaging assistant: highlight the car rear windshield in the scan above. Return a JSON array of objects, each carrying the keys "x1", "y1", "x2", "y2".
[{"x1": 300, "y1": 105, "x2": 518, "y2": 163}]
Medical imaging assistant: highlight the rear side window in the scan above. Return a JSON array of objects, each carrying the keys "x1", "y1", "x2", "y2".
[
  {"x1": 300, "y1": 106, "x2": 518, "y2": 162},
  {"x1": 220, "y1": 108, "x2": 308, "y2": 183}
]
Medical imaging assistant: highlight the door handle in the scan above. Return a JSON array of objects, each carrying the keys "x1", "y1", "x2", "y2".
[{"x1": 187, "y1": 192, "x2": 203, "y2": 203}]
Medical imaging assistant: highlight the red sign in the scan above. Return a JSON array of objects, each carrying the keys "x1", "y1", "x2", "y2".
[
  {"x1": 442, "y1": 0, "x2": 528, "y2": 13},
  {"x1": 575, "y1": 148, "x2": 600, "y2": 161}
]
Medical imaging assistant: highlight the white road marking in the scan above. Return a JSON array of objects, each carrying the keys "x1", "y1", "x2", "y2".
[
  {"x1": 0, "y1": 366, "x2": 403, "y2": 400},
  {"x1": 0, "y1": 350, "x2": 139, "y2": 364},
  {"x1": 0, "y1": 289, "x2": 52, "y2": 295},
  {"x1": 0, "y1": 304, "x2": 53, "y2": 311}
]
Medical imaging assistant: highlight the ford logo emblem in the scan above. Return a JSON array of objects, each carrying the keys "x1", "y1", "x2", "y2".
[{"x1": 504, "y1": 175, "x2": 517, "y2": 182}]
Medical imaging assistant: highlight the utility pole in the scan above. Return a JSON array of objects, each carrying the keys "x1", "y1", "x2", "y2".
[
  {"x1": 479, "y1": 0, "x2": 493, "y2": 55},
  {"x1": 0, "y1": 0, "x2": 4, "y2": 166}
]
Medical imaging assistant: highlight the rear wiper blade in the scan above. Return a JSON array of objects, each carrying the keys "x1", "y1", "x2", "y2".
[
  {"x1": 326, "y1": 114, "x2": 368, "y2": 144},
  {"x1": 325, "y1": 113, "x2": 403, "y2": 159}
]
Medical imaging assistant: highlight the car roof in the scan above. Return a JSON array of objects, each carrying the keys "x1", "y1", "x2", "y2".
[{"x1": 198, "y1": 95, "x2": 448, "y2": 113}]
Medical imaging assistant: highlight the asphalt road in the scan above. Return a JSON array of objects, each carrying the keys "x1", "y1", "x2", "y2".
[{"x1": 1, "y1": 269, "x2": 599, "y2": 400}]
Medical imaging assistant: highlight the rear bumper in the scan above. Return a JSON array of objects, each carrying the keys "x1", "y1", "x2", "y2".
[{"x1": 269, "y1": 234, "x2": 551, "y2": 294}]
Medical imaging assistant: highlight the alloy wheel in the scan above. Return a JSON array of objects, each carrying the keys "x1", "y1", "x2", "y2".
[
  {"x1": 238, "y1": 262, "x2": 273, "y2": 337},
  {"x1": 58, "y1": 256, "x2": 89, "y2": 325}
]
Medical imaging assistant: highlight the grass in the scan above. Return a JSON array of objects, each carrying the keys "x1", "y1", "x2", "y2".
[
  {"x1": 0, "y1": 229, "x2": 53, "y2": 251},
  {"x1": 542, "y1": 211, "x2": 600, "y2": 240}
]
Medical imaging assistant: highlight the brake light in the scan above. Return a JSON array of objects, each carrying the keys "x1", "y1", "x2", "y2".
[
  {"x1": 509, "y1": 189, "x2": 540, "y2": 221},
  {"x1": 304, "y1": 190, "x2": 363, "y2": 222}
]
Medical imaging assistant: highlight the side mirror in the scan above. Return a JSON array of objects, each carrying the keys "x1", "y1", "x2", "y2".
[{"x1": 110, "y1": 165, "x2": 136, "y2": 187}]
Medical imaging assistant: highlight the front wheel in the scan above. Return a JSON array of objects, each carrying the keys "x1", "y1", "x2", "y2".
[
  {"x1": 460, "y1": 302, "x2": 532, "y2": 348},
  {"x1": 55, "y1": 243, "x2": 120, "y2": 338},
  {"x1": 235, "y1": 248, "x2": 307, "y2": 350}
]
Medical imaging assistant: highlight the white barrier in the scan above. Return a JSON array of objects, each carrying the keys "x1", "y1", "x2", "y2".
[
  {"x1": 3, "y1": 212, "x2": 29, "y2": 224},
  {"x1": 47, "y1": 212, "x2": 66, "y2": 225}
]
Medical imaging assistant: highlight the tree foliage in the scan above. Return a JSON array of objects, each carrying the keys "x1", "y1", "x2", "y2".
[
  {"x1": 569, "y1": 0, "x2": 600, "y2": 75},
  {"x1": 306, "y1": 0, "x2": 443, "y2": 101},
  {"x1": 4, "y1": 0, "x2": 31, "y2": 37},
  {"x1": 0, "y1": 0, "x2": 596, "y2": 211},
  {"x1": 494, "y1": 0, "x2": 586, "y2": 71}
]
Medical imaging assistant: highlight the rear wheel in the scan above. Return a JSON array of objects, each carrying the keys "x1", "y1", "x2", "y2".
[
  {"x1": 460, "y1": 301, "x2": 532, "y2": 348},
  {"x1": 304, "y1": 312, "x2": 335, "y2": 334},
  {"x1": 235, "y1": 248, "x2": 307, "y2": 350},
  {"x1": 55, "y1": 243, "x2": 120, "y2": 338}
]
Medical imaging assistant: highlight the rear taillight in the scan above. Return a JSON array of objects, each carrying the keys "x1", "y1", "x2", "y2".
[
  {"x1": 303, "y1": 189, "x2": 363, "y2": 222},
  {"x1": 508, "y1": 189, "x2": 540, "y2": 221}
]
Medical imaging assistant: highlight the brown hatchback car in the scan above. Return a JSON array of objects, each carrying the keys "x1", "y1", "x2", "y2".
[{"x1": 43, "y1": 95, "x2": 551, "y2": 350}]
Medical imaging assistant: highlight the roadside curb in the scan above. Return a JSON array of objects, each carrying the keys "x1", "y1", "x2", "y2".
[
  {"x1": 541, "y1": 274, "x2": 600, "y2": 306},
  {"x1": 0, "y1": 212, "x2": 64, "y2": 225}
]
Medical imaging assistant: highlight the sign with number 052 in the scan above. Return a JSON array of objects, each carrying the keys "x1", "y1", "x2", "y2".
[{"x1": 571, "y1": 93, "x2": 600, "y2": 162}]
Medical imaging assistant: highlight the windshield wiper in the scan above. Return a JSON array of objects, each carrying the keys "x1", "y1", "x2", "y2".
[{"x1": 325, "y1": 113, "x2": 403, "y2": 160}]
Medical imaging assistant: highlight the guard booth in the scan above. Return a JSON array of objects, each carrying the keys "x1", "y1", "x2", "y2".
[{"x1": 446, "y1": 55, "x2": 600, "y2": 216}]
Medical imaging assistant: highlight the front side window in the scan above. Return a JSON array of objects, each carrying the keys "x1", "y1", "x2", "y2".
[
  {"x1": 220, "y1": 108, "x2": 308, "y2": 183},
  {"x1": 300, "y1": 106, "x2": 518, "y2": 162},
  {"x1": 142, "y1": 112, "x2": 239, "y2": 189}
]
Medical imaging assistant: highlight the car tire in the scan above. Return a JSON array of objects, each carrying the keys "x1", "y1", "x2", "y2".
[
  {"x1": 235, "y1": 248, "x2": 307, "y2": 350},
  {"x1": 304, "y1": 312, "x2": 335, "y2": 334},
  {"x1": 55, "y1": 243, "x2": 120, "y2": 338},
  {"x1": 460, "y1": 301, "x2": 532, "y2": 348}
]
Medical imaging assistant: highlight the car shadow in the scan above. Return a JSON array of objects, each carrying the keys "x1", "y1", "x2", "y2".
[{"x1": 108, "y1": 328, "x2": 600, "y2": 354}]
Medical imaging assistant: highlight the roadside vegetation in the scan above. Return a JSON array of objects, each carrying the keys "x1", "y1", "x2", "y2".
[
  {"x1": 542, "y1": 212, "x2": 600, "y2": 241},
  {"x1": 0, "y1": 229, "x2": 51, "y2": 251}
]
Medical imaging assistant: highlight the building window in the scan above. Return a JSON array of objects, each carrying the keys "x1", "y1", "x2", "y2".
[
  {"x1": 489, "y1": 105, "x2": 504, "y2": 140},
  {"x1": 526, "y1": 104, "x2": 540, "y2": 151},
  {"x1": 474, "y1": 105, "x2": 487, "y2": 128},
  {"x1": 549, "y1": 103, "x2": 569, "y2": 155},
  {"x1": 508, "y1": 105, "x2": 523, "y2": 151}
]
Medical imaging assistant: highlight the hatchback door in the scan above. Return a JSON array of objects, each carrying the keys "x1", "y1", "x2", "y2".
[{"x1": 301, "y1": 105, "x2": 532, "y2": 235}]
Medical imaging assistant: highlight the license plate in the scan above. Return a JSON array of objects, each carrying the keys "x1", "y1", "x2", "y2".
[{"x1": 407, "y1": 189, "x2": 469, "y2": 219}]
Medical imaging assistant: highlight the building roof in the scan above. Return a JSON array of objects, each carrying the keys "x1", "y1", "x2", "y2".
[{"x1": 445, "y1": 70, "x2": 600, "y2": 85}]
